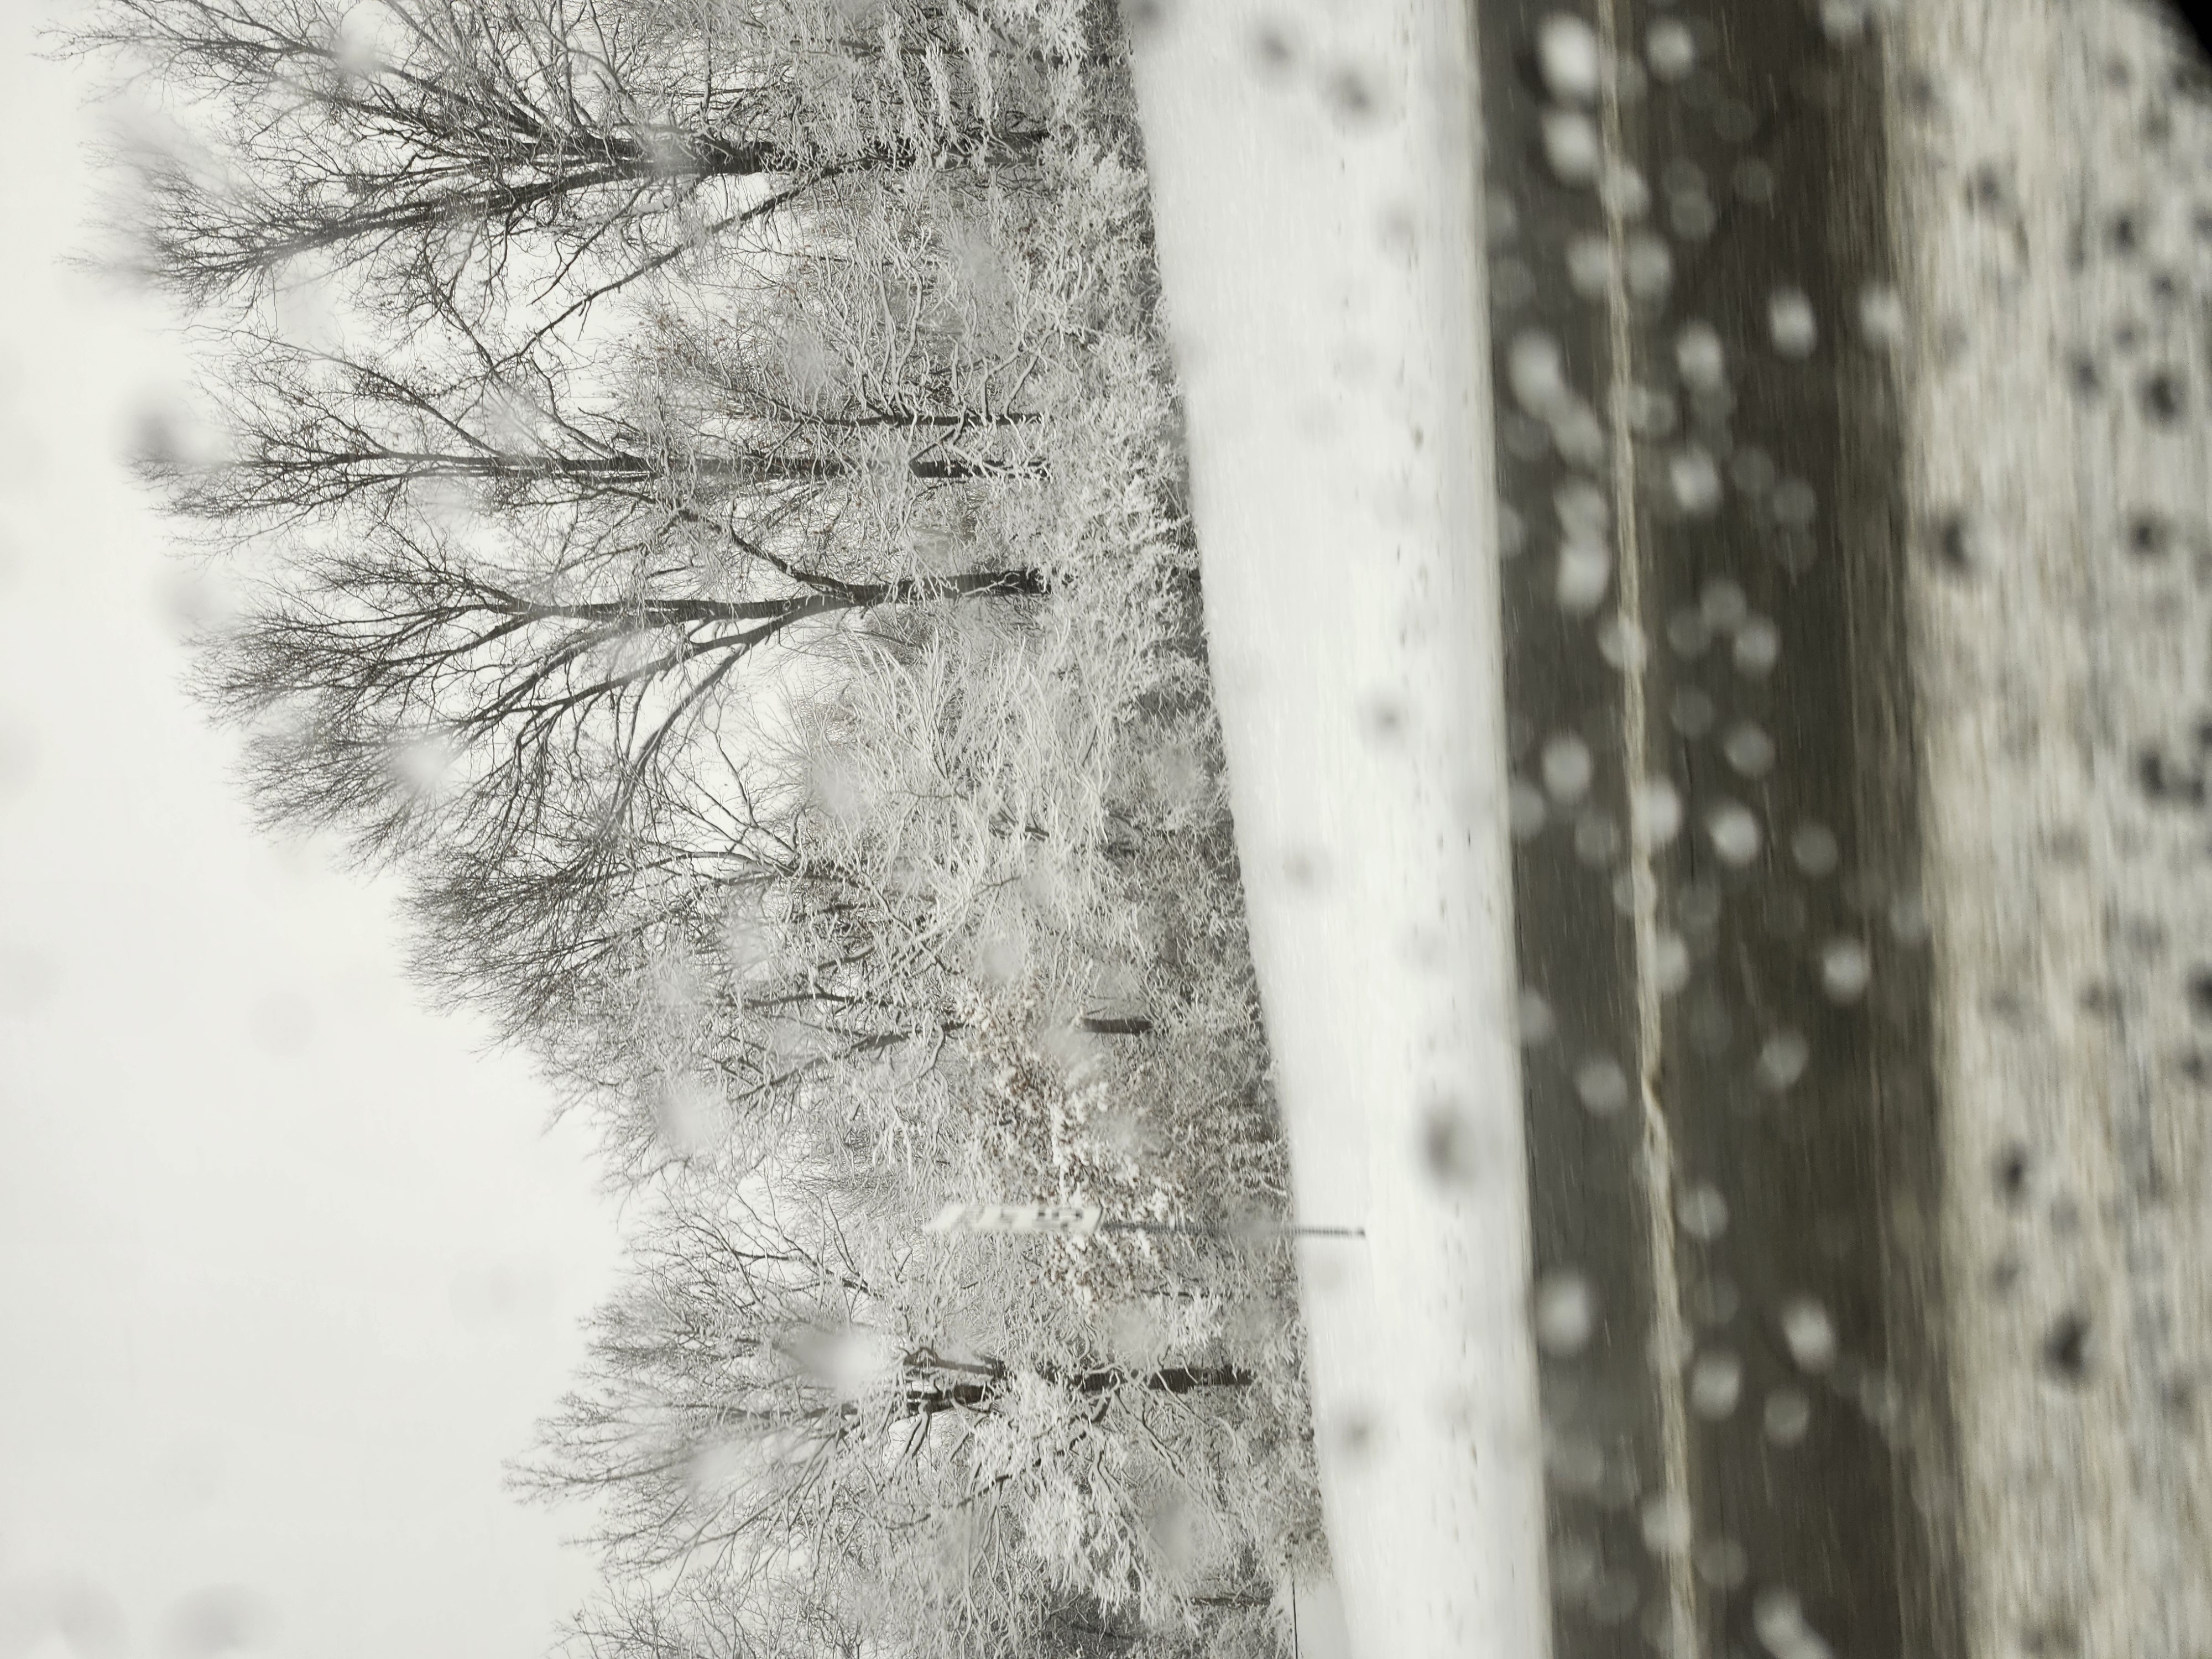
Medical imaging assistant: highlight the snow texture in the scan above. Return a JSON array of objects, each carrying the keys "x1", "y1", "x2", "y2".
[{"x1": 1126, "y1": 7, "x2": 1547, "y2": 1658}]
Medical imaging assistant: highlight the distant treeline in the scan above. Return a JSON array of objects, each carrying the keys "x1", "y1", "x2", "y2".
[{"x1": 66, "y1": 2, "x2": 1322, "y2": 1654}]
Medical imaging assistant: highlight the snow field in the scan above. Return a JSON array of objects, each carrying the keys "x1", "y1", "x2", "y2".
[{"x1": 1126, "y1": 7, "x2": 1548, "y2": 1658}]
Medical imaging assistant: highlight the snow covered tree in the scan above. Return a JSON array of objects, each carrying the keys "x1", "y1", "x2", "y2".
[
  {"x1": 78, "y1": 0, "x2": 1328, "y2": 1647},
  {"x1": 518, "y1": 1160, "x2": 1313, "y2": 1659},
  {"x1": 65, "y1": 0, "x2": 1062, "y2": 335},
  {"x1": 101, "y1": 0, "x2": 1185, "y2": 1087},
  {"x1": 164, "y1": 181, "x2": 1075, "y2": 1045}
]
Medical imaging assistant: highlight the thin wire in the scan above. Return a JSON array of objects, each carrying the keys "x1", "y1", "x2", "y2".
[{"x1": 1096, "y1": 1219, "x2": 1367, "y2": 1238}]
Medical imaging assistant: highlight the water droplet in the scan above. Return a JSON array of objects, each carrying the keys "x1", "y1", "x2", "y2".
[
  {"x1": 1624, "y1": 383, "x2": 1680, "y2": 437},
  {"x1": 1675, "y1": 321, "x2": 1727, "y2": 391},
  {"x1": 1762, "y1": 1387, "x2": 1814, "y2": 1445},
  {"x1": 1641, "y1": 1493, "x2": 1693, "y2": 1554},
  {"x1": 1537, "y1": 13, "x2": 1603, "y2": 102},
  {"x1": 1669, "y1": 191, "x2": 1718, "y2": 239},
  {"x1": 1692, "y1": 387, "x2": 1738, "y2": 429},
  {"x1": 1689, "y1": 1349, "x2": 1744, "y2": 1417},
  {"x1": 1677, "y1": 1182, "x2": 1729, "y2": 1240},
  {"x1": 1755, "y1": 1029, "x2": 1810, "y2": 1091},
  {"x1": 1723, "y1": 721, "x2": 1776, "y2": 778},
  {"x1": 1555, "y1": 479, "x2": 1609, "y2": 535},
  {"x1": 1819, "y1": 937, "x2": 1871, "y2": 1001},
  {"x1": 1781, "y1": 1296, "x2": 1838, "y2": 1370},
  {"x1": 1603, "y1": 163, "x2": 1652, "y2": 220},
  {"x1": 1510, "y1": 779, "x2": 1547, "y2": 839},
  {"x1": 1693, "y1": 1274, "x2": 1740, "y2": 1325},
  {"x1": 1517, "y1": 987, "x2": 1556, "y2": 1045},
  {"x1": 1706, "y1": 800, "x2": 1763, "y2": 866},
  {"x1": 1666, "y1": 607, "x2": 1713, "y2": 657},
  {"x1": 1631, "y1": 778, "x2": 1683, "y2": 848},
  {"x1": 1653, "y1": 930, "x2": 1692, "y2": 995},
  {"x1": 1647, "y1": 18, "x2": 1696, "y2": 80},
  {"x1": 163, "y1": 1586, "x2": 275, "y2": 1659},
  {"x1": 1596, "y1": 615, "x2": 1648, "y2": 671},
  {"x1": 1576, "y1": 1055, "x2": 1632, "y2": 1115},
  {"x1": 1498, "y1": 503, "x2": 1525, "y2": 557},
  {"x1": 1712, "y1": 98, "x2": 1757, "y2": 143},
  {"x1": 1663, "y1": 1334, "x2": 1709, "y2": 1387},
  {"x1": 1769, "y1": 288, "x2": 1819, "y2": 357},
  {"x1": 1694, "y1": 1536, "x2": 1750, "y2": 1589},
  {"x1": 1791, "y1": 822, "x2": 1840, "y2": 876},
  {"x1": 1733, "y1": 158, "x2": 1777, "y2": 202},
  {"x1": 1733, "y1": 615, "x2": 1781, "y2": 675},
  {"x1": 1543, "y1": 109, "x2": 1602, "y2": 182},
  {"x1": 1509, "y1": 330, "x2": 1568, "y2": 414},
  {"x1": 1626, "y1": 233, "x2": 1673, "y2": 299},
  {"x1": 1858, "y1": 281, "x2": 1906, "y2": 347},
  {"x1": 1819, "y1": 0, "x2": 1872, "y2": 42},
  {"x1": 1536, "y1": 1271, "x2": 1597, "y2": 1354},
  {"x1": 1730, "y1": 446, "x2": 1777, "y2": 497},
  {"x1": 1565, "y1": 232, "x2": 1611, "y2": 298},
  {"x1": 1770, "y1": 477, "x2": 1818, "y2": 528},
  {"x1": 1611, "y1": 865, "x2": 1659, "y2": 917},
  {"x1": 1754, "y1": 1587, "x2": 1810, "y2": 1653},
  {"x1": 1557, "y1": 536, "x2": 1614, "y2": 612},
  {"x1": 1678, "y1": 880, "x2": 1723, "y2": 931},
  {"x1": 1551, "y1": 401, "x2": 1608, "y2": 468},
  {"x1": 1553, "y1": 1536, "x2": 1600, "y2": 1591},
  {"x1": 1541, "y1": 734, "x2": 1593, "y2": 803},
  {"x1": 1671, "y1": 447, "x2": 1723, "y2": 514},
  {"x1": 1671, "y1": 686, "x2": 1715, "y2": 737},
  {"x1": 1484, "y1": 186, "x2": 1519, "y2": 244},
  {"x1": 1699, "y1": 577, "x2": 1749, "y2": 631}
]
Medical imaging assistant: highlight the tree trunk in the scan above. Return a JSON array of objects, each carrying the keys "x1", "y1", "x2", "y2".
[
  {"x1": 1076, "y1": 1015, "x2": 1153, "y2": 1036},
  {"x1": 519, "y1": 570, "x2": 1048, "y2": 627},
  {"x1": 896, "y1": 1360, "x2": 1252, "y2": 1416}
]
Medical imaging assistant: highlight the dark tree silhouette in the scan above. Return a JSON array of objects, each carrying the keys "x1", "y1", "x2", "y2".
[
  {"x1": 151, "y1": 324, "x2": 1037, "y2": 529},
  {"x1": 67, "y1": 0, "x2": 1053, "y2": 331},
  {"x1": 194, "y1": 506, "x2": 1047, "y2": 872}
]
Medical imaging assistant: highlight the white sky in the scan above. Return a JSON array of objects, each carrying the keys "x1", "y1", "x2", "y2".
[{"x1": 0, "y1": 7, "x2": 625, "y2": 1658}]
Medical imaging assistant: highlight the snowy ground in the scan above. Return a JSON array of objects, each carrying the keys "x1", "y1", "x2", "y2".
[{"x1": 1126, "y1": 8, "x2": 1547, "y2": 1658}]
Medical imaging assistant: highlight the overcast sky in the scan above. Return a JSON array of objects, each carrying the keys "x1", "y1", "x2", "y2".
[{"x1": 0, "y1": 7, "x2": 627, "y2": 1658}]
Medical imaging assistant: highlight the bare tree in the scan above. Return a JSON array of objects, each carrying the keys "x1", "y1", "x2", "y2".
[
  {"x1": 66, "y1": 0, "x2": 1054, "y2": 332},
  {"x1": 192, "y1": 503, "x2": 1045, "y2": 878},
  {"x1": 161, "y1": 214, "x2": 1065, "y2": 944},
  {"x1": 557, "y1": 1569, "x2": 869, "y2": 1659},
  {"x1": 154, "y1": 321, "x2": 1036, "y2": 530},
  {"x1": 516, "y1": 1167, "x2": 1265, "y2": 1657},
  {"x1": 152, "y1": 147, "x2": 1135, "y2": 1104}
]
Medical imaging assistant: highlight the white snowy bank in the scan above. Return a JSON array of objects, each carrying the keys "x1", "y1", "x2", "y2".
[{"x1": 1125, "y1": 7, "x2": 1546, "y2": 1659}]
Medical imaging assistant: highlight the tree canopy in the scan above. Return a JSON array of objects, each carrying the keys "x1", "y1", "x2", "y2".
[{"x1": 70, "y1": 0, "x2": 1323, "y2": 1652}]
